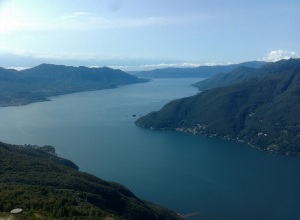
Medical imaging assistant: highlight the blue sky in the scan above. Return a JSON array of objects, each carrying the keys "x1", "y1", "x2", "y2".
[{"x1": 0, "y1": 0, "x2": 299, "y2": 70}]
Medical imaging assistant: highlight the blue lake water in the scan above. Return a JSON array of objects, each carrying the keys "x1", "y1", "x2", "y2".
[{"x1": 0, "y1": 78, "x2": 299, "y2": 220}]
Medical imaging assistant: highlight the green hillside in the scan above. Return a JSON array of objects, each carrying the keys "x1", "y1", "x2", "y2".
[
  {"x1": 0, "y1": 64, "x2": 148, "y2": 107},
  {"x1": 136, "y1": 63, "x2": 300, "y2": 155},
  {"x1": 0, "y1": 141, "x2": 182, "y2": 220}
]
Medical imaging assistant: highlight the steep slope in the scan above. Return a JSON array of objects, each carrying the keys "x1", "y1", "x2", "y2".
[
  {"x1": 132, "y1": 61, "x2": 265, "y2": 78},
  {"x1": 136, "y1": 67, "x2": 300, "y2": 155},
  {"x1": 0, "y1": 64, "x2": 148, "y2": 107},
  {"x1": 193, "y1": 58, "x2": 300, "y2": 91},
  {"x1": 0, "y1": 141, "x2": 182, "y2": 220}
]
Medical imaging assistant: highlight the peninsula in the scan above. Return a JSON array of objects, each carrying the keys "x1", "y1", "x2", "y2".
[
  {"x1": 0, "y1": 64, "x2": 148, "y2": 107},
  {"x1": 136, "y1": 59, "x2": 300, "y2": 156},
  {"x1": 0, "y1": 141, "x2": 182, "y2": 220}
]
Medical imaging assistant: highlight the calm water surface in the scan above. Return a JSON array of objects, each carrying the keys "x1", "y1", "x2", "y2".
[{"x1": 0, "y1": 78, "x2": 299, "y2": 220}]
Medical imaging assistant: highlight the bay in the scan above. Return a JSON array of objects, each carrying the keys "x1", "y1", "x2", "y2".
[{"x1": 0, "y1": 78, "x2": 299, "y2": 220}]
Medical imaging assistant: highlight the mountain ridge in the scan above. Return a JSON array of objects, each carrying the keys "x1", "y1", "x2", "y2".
[
  {"x1": 0, "y1": 64, "x2": 148, "y2": 107},
  {"x1": 132, "y1": 61, "x2": 265, "y2": 78},
  {"x1": 193, "y1": 58, "x2": 300, "y2": 91},
  {"x1": 136, "y1": 59, "x2": 300, "y2": 155},
  {"x1": 0, "y1": 141, "x2": 182, "y2": 220}
]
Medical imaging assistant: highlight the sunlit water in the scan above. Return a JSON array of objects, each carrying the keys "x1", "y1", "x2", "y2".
[{"x1": 0, "y1": 78, "x2": 299, "y2": 220}]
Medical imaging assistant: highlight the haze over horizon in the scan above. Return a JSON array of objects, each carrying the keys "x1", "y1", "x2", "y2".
[{"x1": 0, "y1": 0, "x2": 299, "y2": 70}]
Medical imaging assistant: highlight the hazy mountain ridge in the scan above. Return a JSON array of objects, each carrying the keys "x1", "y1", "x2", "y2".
[
  {"x1": 136, "y1": 59, "x2": 300, "y2": 155},
  {"x1": 0, "y1": 64, "x2": 148, "y2": 107},
  {"x1": 0, "y1": 141, "x2": 182, "y2": 220},
  {"x1": 193, "y1": 58, "x2": 300, "y2": 91},
  {"x1": 132, "y1": 61, "x2": 265, "y2": 78}
]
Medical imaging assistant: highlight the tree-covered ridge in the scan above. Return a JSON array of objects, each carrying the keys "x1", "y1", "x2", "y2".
[
  {"x1": 0, "y1": 141, "x2": 182, "y2": 220},
  {"x1": 0, "y1": 64, "x2": 148, "y2": 107},
  {"x1": 136, "y1": 61, "x2": 300, "y2": 155},
  {"x1": 193, "y1": 58, "x2": 300, "y2": 91}
]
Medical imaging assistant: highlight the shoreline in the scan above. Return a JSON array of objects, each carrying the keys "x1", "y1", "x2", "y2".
[{"x1": 135, "y1": 123, "x2": 300, "y2": 157}]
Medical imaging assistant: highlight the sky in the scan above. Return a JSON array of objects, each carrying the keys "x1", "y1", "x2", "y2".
[{"x1": 0, "y1": 0, "x2": 299, "y2": 70}]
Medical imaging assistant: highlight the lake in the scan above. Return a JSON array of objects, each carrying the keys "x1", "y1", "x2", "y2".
[{"x1": 0, "y1": 78, "x2": 299, "y2": 220}]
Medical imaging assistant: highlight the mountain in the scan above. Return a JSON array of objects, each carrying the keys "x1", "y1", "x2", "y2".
[
  {"x1": 0, "y1": 64, "x2": 148, "y2": 107},
  {"x1": 193, "y1": 58, "x2": 300, "y2": 91},
  {"x1": 132, "y1": 61, "x2": 265, "y2": 78},
  {"x1": 0, "y1": 141, "x2": 182, "y2": 220},
  {"x1": 136, "y1": 61, "x2": 300, "y2": 156}
]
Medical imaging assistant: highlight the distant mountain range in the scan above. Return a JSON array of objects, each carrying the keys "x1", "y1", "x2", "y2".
[
  {"x1": 193, "y1": 58, "x2": 300, "y2": 91},
  {"x1": 0, "y1": 141, "x2": 181, "y2": 219},
  {"x1": 0, "y1": 64, "x2": 148, "y2": 107},
  {"x1": 131, "y1": 61, "x2": 265, "y2": 78},
  {"x1": 136, "y1": 59, "x2": 300, "y2": 155}
]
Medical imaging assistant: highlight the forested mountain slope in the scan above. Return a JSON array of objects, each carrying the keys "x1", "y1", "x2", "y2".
[
  {"x1": 136, "y1": 65, "x2": 300, "y2": 155},
  {"x1": 0, "y1": 141, "x2": 182, "y2": 220},
  {"x1": 0, "y1": 64, "x2": 148, "y2": 107}
]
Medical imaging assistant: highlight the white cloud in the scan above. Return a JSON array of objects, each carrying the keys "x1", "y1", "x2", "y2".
[
  {"x1": 1, "y1": 5, "x2": 206, "y2": 33},
  {"x1": 63, "y1": 15, "x2": 201, "y2": 30},
  {"x1": 262, "y1": 50, "x2": 299, "y2": 62},
  {"x1": 8, "y1": 66, "x2": 30, "y2": 71},
  {"x1": 60, "y1": 12, "x2": 90, "y2": 19}
]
